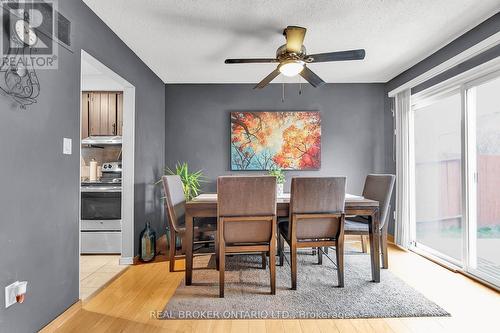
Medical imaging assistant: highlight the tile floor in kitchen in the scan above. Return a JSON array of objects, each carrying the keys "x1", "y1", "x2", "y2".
[{"x1": 79, "y1": 255, "x2": 128, "y2": 300}]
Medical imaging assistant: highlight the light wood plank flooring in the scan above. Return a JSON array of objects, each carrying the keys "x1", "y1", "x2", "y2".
[{"x1": 54, "y1": 241, "x2": 498, "y2": 333}]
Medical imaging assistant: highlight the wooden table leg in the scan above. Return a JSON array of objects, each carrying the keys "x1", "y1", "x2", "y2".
[
  {"x1": 185, "y1": 213, "x2": 194, "y2": 286},
  {"x1": 368, "y1": 208, "x2": 381, "y2": 282}
]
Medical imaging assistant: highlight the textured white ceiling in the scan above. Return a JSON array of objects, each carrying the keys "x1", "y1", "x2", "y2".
[{"x1": 82, "y1": 0, "x2": 500, "y2": 83}]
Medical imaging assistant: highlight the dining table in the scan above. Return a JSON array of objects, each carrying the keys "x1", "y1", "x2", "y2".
[{"x1": 183, "y1": 193, "x2": 380, "y2": 286}]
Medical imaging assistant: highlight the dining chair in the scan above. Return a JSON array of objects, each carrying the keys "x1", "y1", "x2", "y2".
[
  {"x1": 217, "y1": 176, "x2": 277, "y2": 298},
  {"x1": 344, "y1": 174, "x2": 395, "y2": 268},
  {"x1": 162, "y1": 175, "x2": 217, "y2": 272},
  {"x1": 278, "y1": 177, "x2": 346, "y2": 289}
]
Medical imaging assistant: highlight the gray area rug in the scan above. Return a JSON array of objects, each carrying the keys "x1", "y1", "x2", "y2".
[{"x1": 162, "y1": 251, "x2": 450, "y2": 319}]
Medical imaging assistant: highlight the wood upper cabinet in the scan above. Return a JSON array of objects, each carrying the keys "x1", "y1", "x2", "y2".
[
  {"x1": 117, "y1": 93, "x2": 123, "y2": 136},
  {"x1": 83, "y1": 91, "x2": 123, "y2": 137},
  {"x1": 89, "y1": 92, "x2": 101, "y2": 136},
  {"x1": 81, "y1": 93, "x2": 90, "y2": 139}
]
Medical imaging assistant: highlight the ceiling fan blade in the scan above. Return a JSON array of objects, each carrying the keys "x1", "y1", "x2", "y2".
[
  {"x1": 225, "y1": 58, "x2": 278, "y2": 64},
  {"x1": 285, "y1": 26, "x2": 306, "y2": 53},
  {"x1": 306, "y1": 49, "x2": 366, "y2": 63},
  {"x1": 300, "y1": 66, "x2": 325, "y2": 88},
  {"x1": 254, "y1": 68, "x2": 281, "y2": 89}
]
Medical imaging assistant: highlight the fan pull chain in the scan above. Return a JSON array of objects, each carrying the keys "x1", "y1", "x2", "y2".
[{"x1": 298, "y1": 76, "x2": 302, "y2": 95}]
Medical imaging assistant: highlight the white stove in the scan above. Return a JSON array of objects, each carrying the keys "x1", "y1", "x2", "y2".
[{"x1": 80, "y1": 161, "x2": 122, "y2": 254}]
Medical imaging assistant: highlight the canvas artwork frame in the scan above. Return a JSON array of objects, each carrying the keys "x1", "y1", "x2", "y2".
[{"x1": 230, "y1": 111, "x2": 321, "y2": 171}]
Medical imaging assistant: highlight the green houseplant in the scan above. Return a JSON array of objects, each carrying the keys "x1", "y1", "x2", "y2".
[
  {"x1": 268, "y1": 167, "x2": 285, "y2": 196},
  {"x1": 157, "y1": 162, "x2": 206, "y2": 252},
  {"x1": 159, "y1": 162, "x2": 206, "y2": 201}
]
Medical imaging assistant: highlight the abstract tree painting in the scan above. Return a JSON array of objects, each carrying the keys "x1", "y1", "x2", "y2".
[{"x1": 230, "y1": 112, "x2": 321, "y2": 170}]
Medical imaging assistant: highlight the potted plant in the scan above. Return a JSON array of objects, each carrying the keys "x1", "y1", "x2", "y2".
[
  {"x1": 268, "y1": 167, "x2": 286, "y2": 196},
  {"x1": 157, "y1": 162, "x2": 206, "y2": 251},
  {"x1": 158, "y1": 162, "x2": 206, "y2": 201}
]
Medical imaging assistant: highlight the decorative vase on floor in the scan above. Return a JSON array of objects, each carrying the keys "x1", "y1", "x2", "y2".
[
  {"x1": 277, "y1": 183, "x2": 284, "y2": 197},
  {"x1": 139, "y1": 222, "x2": 156, "y2": 262}
]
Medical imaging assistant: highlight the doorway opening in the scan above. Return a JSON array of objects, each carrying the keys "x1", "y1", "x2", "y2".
[{"x1": 79, "y1": 50, "x2": 135, "y2": 300}]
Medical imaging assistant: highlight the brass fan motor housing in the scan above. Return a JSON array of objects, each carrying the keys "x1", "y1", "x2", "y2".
[{"x1": 276, "y1": 44, "x2": 307, "y2": 62}]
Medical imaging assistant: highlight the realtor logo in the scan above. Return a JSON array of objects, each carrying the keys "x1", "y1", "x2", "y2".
[{"x1": 1, "y1": 0, "x2": 58, "y2": 69}]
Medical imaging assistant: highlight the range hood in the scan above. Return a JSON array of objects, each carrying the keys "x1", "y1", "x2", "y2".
[{"x1": 81, "y1": 136, "x2": 122, "y2": 145}]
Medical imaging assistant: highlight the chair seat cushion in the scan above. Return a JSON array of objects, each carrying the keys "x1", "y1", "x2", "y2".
[
  {"x1": 348, "y1": 215, "x2": 369, "y2": 223},
  {"x1": 344, "y1": 219, "x2": 369, "y2": 232}
]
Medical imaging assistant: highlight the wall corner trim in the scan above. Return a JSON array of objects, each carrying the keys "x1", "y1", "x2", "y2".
[{"x1": 119, "y1": 257, "x2": 134, "y2": 265}]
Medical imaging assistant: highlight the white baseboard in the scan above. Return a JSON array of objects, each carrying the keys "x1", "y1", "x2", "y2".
[{"x1": 119, "y1": 256, "x2": 133, "y2": 265}]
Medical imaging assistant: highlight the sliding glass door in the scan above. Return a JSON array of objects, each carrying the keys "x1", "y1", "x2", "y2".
[
  {"x1": 411, "y1": 70, "x2": 500, "y2": 287},
  {"x1": 413, "y1": 92, "x2": 463, "y2": 265},
  {"x1": 466, "y1": 74, "x2": 500, "y2": 286}
]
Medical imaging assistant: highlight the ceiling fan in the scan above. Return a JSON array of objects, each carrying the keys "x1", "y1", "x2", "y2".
[{"x1": 225, "y1": 26, "x2": 366, "y2": 89}]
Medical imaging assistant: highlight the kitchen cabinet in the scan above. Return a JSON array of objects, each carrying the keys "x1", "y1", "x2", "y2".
[
  {"x1": 82, "y1": 91, "x2": 123, "y2": 137},
  {"x1": 117, "y1": 93, "x2": 123, "y2": 136},
  {"x1": 89, "y1": 92, "x2": 101, "y2": 135},
  {"x1": 81, "y1": 93, "x2": 90, "y2": 139}
]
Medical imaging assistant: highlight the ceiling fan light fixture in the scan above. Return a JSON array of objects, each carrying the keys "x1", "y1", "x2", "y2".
[
  {"x1": 226, "y1": 26, "x2": 365, "y2": 89},
  {"x1": 278, "y1": 60, "x2": 304, "y2": 77}
]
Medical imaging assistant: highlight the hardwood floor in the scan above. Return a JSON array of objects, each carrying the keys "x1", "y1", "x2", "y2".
[{"x1": 52, "y1": 240, "x2": 499, "y2": 333}]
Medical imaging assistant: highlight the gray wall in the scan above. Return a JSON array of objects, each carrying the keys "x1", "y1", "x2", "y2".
[
  {"x1": 165, "y1": 83, "x2": 390, "y2": 196},
  {"x1": 0, "y1": 1, "x2": 165, "y2": 332},
  {"x1": 0, "y1": 2, "x2": 497, "y2": 331}
]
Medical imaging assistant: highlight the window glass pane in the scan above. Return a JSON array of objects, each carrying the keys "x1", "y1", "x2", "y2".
[
  {"x1": 474, "y1": 76, "x2": 500, "y2": 282},
  {"x1": 414, "y1": 92, "x2": 462, "y2": 262}
]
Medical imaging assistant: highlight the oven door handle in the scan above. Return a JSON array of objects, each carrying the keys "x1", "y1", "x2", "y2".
[{"x1": 81, "y1": 187, "x2": 122, "y2": 193}]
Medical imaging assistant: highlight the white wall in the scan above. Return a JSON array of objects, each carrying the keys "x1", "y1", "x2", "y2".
[{"x1": 81, "y1": 74, "x2": 124, "y2": 91}]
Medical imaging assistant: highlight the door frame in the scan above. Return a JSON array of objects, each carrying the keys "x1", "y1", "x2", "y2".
[
  {"x1": 79, "y1": 50, "x2": 136, "y2": 298},
  {"x1": 410, "y1": 87, "x2": 464, "y2": 269}
]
